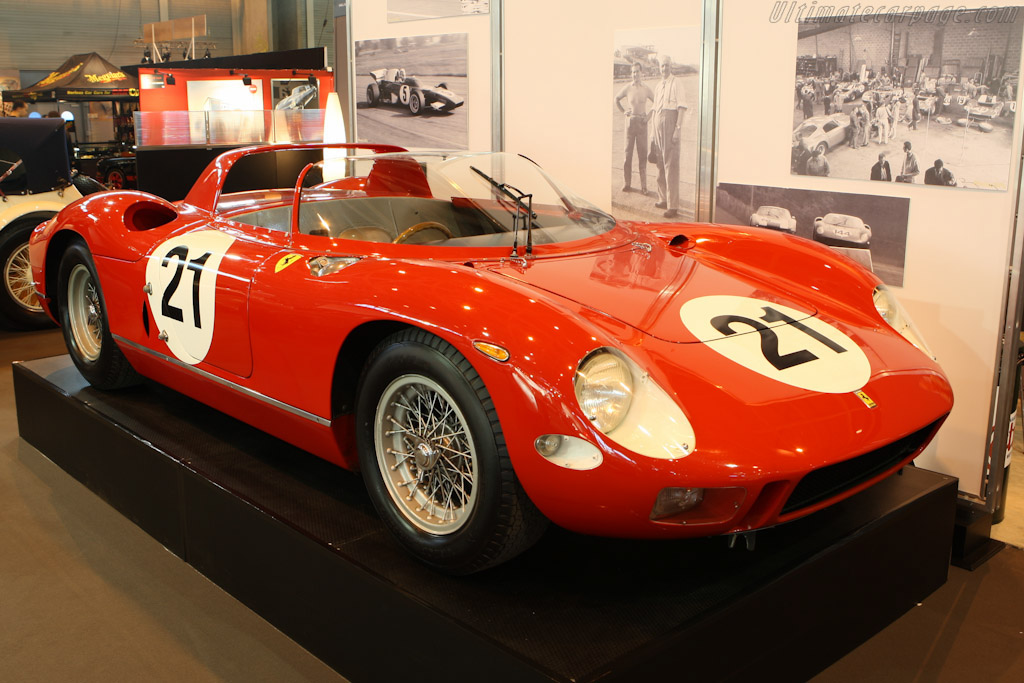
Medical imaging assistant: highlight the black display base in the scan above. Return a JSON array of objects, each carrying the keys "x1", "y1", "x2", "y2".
[
  {"x1": 952, "y1": 506, "x2": 1005, "y2": 570},
  {"x1": 14, "y1": 356, "x2": 959, "y2": 683}
]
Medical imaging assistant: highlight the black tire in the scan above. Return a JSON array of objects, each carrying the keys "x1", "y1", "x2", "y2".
[
  {"x1": 0, "y1": 216, "x2": 55, "y2": 331},
  {"x1": 366, "y1": 82, "x2": 379, "y2": 106},
  {"x1": 815, "y1": 142, "x2": 828, "y2": 155},
  {"x1": 105, "y1": 168, "x2": 126, "y2": 190},
  {"x1": 57, "y1": 241, "x2": 140, "y2": 389},
  {"x1": 355, "y1": 329, "x2": 547, "y2": 574},
  {"x1": 408, "y1": 89, "x2": 423, "y2": 115}
]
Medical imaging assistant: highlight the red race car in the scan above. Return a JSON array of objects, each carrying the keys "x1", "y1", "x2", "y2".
[{"x1": 30, "y1": 143, "x2": 953, "y2": 573}]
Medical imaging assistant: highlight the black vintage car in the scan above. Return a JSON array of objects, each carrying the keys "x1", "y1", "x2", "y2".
[
  {"x1": 365, "y1": 68, "x2": 464, "y2": 115},
  {"x1": 0, "y1": 118, "x2": 104, "y2": 329}
]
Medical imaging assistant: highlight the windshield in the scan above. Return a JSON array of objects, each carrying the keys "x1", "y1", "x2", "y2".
[
  {"x1": 824, "y1": 213, "x2": 863, "y2": 228},
  {"x1": 271, "y1": 151, "x2": 617, "y2": 248},
  {"x1": 757, "y1": 206, "x2": 785, "y2": 217}
]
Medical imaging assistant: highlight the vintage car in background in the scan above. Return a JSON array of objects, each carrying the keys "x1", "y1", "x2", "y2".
[
  {"x1": 97, "y1": 155, "x2": 137, "y2": 190},
  {"x1": 965, "y1": 94, "x2": 1005, "y2": 119},
  {"x1": 366, "y1": 68, "x2": 464, "y2": 115},
  {"x1": 750, "y1": 205, "x2": 796, "y2": 233},
  {"x1": 30, "y1": 143, "x2": 952, "y2": 573},
  {"x1": 0, "y1": 118, "x2": 104, "y2": 329},
  {"x1": 793, "y1": 113, "x2": 851, "y2": 155},
  {"x1": 915, "y1": 92, "x2": 939, "y2": 116},
  {"x1": 836, "y1": 81, "x2": 866, "y2": 102},
  {"x1": 813, "y1": 213, "x2": 871, "y2": 248}
]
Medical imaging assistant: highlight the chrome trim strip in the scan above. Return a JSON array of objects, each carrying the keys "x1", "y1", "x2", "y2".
[{"x1": 113, "y1": 335, "x2": 332, "y2": 427}]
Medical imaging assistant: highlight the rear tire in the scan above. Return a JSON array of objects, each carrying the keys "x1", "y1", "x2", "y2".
[
  {"x1": 355, "y1": 329, "x2": 547, "y2": 574},
  {"x1": 0, "y1": 216, "x2": 54, "y2": 330},
  {"x1": 366, "y1": 82, "x2": 379, "y2": 106},
  {"x1": 57, "y1": 241, "x2": 140, "y2": 389},
  {"x1": 105, "y1": 168, "x2": 126, "y2": 189}
]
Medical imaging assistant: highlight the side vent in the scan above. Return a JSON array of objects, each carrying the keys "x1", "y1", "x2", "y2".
[
  {"x1": 124, "y1": 200, "x2": 177, "y2": 231},
  {"x1": 669, "y1": 234, "x2": 690, "y2": 247}
]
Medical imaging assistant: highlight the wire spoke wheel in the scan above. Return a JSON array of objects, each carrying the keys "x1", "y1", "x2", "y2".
[
  {"x1": 66, "y1": 263, "x2": 103, "y2": 362},
  {"x1": 3, "y1": 242, "x2": 41, "y2": 313},
  {"x1": 374, "y1": 374, "x2": 477, "y2": 534}
]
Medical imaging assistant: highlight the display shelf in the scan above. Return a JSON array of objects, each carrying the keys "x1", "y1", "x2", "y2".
[{"x1": 13, "y1": 355, "x2": 958, "y2": 683}]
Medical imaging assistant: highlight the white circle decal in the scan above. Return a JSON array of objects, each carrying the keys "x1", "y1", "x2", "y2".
[
  {"x1": 679, "y1": 295, "x2": 870, "y2": 394},
  {"x1": 145, "y1": 230, "x2": 236, "y2": 365}
]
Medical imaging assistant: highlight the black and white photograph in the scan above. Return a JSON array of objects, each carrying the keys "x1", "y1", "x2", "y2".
[
  {"x1": 271, "y1": 78, "x2": 320, "y2": 110},
  {"x1": 388, "y1": 0, "x2": 489, "y2": 23},
  {"x1": 792, "y1": 7, "x2": 1023, "y2": 191},
  {"x1": 612, "y1": 26, "x2": 700, "y2": 222},
  {"x1": 355, "y1": 33, "x2": 468, "y2": 149},
  {"x1": 716, "y1": 182, "x2": 910, "y2": 287}
]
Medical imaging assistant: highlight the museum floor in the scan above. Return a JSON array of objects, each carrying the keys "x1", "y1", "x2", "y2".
[{"x1": 2, "y1": 327, "x2": 1022, "y2": 682}]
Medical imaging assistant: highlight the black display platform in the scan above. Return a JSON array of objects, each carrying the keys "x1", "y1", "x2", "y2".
[{"x1": 14, "y1": 356, "x2": 958, "y2": 683}]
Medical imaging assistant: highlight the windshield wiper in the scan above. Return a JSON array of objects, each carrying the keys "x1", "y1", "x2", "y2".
[{"x1": 470, "y1": 165, "x2": 536, "y2": 257}]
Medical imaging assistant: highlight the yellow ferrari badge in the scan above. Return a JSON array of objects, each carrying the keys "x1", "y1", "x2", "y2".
[
  {"x1": 275, "y1": 253, "x2": 303, "y2": 273},
  {"x1": 855, "y1": 390, "x2": 877, "y2": 409}
]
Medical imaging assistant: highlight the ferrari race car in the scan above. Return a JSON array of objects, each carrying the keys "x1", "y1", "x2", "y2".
[
  {"x1": 366, "y1": 68, "x2": 464, "y2": 115},
  {"x1": 793, "y1": 113, "x2": 850, "y2": 155},
  {"x1": 750, "y1": 205, "x2": 796, "y2": 233},
  {"x1": 0, "y1": 118, "x2": 104, "y2": 330},
  {"x1": 30, "y1": 144, "x2": 952, "y2": 574},
  {"x1": 813, "y1": 212, "x2": 872, "y2": 248}
]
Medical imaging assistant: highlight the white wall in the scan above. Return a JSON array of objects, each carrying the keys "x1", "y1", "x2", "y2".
[{"x1": 504, "y1": 1, "x2": 705, "y2": 210}]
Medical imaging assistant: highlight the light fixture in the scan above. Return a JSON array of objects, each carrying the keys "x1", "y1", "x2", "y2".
[
  {"x1": 203, "y1": 48, "x2": 211, "y2": 59},
  {"x1": 242, "y1": 74, "x2": 252, "y2": 86},
  {"x1": 165, "y1": 74, "x2": 176, "y2": 86},
  {"x1": 307, "y1": 74, "x2": 317, "y2": 86},
  {"x1": 141, "y1": 47, "x2": 152, "y2": 64}
]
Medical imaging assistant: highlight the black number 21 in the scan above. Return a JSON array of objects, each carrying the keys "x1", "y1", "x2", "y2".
[
  {"x1": 160, "y1": 246, "x2": 213, "y2": 328},
  {"x1": 711, "y1": 306, "x2": 847, "y2": 371}
]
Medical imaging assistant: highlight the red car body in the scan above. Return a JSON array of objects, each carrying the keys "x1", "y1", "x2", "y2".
[{"x1": 29, "y1": 143, "x2": 953, "y2": 571}]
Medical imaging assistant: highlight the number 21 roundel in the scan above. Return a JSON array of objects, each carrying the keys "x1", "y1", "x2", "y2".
[
  {"x1": 679, "y1": 295, "x2": 870, "y2": 394},
  {"x1": 145, "y1": 230, "x2": 236, "y2": 365}
]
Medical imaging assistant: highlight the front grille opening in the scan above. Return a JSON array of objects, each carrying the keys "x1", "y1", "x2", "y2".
[{"x1": 782, "y1": 420, "x2": 941, "y2": 515}]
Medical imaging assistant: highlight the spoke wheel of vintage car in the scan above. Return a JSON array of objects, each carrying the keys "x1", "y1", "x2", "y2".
[
  {"x1": 408, "y1": 90, "x2": 423, "y2": 115},
  {"x1": 105, "y1": 168, "x2": 126, "y2": 190},
  {"x1": 356, "y1": 329, "x2": 547, "y2": 574},
  {"x1": 366, "y1": 82, "x2": 379, "y2": 106},
  {"x1": 58, "y1": 242, "x2": 140, "y2": 389},
  {"x1": 0, "y1": 216, "x2": 54, "y2": 330}
]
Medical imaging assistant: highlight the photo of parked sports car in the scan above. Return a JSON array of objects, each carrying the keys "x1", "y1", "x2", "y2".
[
  {"x1": 0, "y1": 118, "x2": 104, "y2": 330},
  {"x1": 275, "y1": 84, "x2": 318, "y2": 111},
  {"x1": 793, "y1": 113, "x2": 850, "y2": 155},
  {"x1": 750, "y1": 205, "x2": 797, "y2": 233},
  {"x1": 366, "y1": 68, "x2": 464, "y2": 115},
  {"x1": 30, "y1": 143, "x2": 951, "y2": 573},
  {"x1": 965, "y1": 94, "x2": 1005, "y2": 119},
  {"x1": 813, "y1": 212, "x2": 871, "y2": 247}
]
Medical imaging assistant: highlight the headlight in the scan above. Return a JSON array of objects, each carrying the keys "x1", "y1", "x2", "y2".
[
  {"x1": 574, "y1": 351, "x2": 632, "y2": 432},
  {"x1": 574, "y1": 349, "x2": 696, "y2": 459},
  {"x1": 873, "y1": 285, "x2": 934, "y2": 358}
]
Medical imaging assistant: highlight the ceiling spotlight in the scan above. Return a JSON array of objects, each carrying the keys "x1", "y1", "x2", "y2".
[
  {"x1": 203, "y1": 48, "x2": 211, "y2": 59},
  {"x1": 141, "y1": 47, "x2": 152, "y2": 64},
  {"x1": 242, "y1": 74, "x2": 252, "y2": 86}
]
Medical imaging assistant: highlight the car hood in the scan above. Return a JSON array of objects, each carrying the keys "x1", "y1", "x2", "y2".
[{"x1": 487, "y1": 226, "x2": 848, "y2": 344}]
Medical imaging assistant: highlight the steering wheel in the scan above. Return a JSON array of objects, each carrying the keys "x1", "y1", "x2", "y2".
[{"x1": 393, "y1": 221, "x2": 453, "y2": 244}]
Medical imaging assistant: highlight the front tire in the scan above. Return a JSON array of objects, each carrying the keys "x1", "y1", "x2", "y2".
[
  {"x1": 366, "y1": 82, "x2": 379, "y2": 106},
  {"x1": 0, "y1": 217, "x2": 54, "y2": 330},
  {"x1": 57, "y1": 242, "x2": 140, "y2": 389},
  {"x1": 356, "y1": 329, "x2": 546, "y2": 574},
  {"x1": 409, "y1": 90, "x2": 423, "y2": 115}
]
